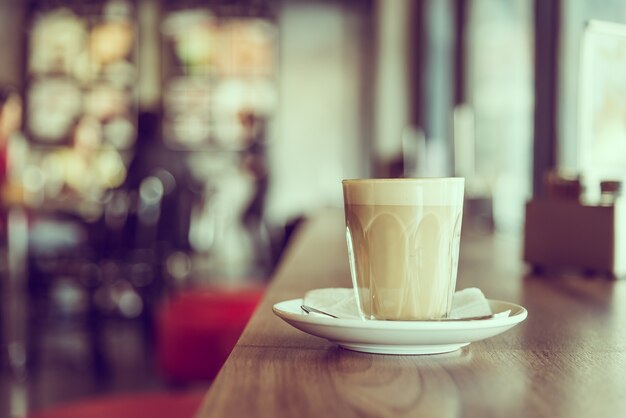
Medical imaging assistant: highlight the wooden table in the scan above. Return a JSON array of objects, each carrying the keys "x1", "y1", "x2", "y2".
[{"x1": 196, "y1": 209, "x2": 626, "y2": 418}]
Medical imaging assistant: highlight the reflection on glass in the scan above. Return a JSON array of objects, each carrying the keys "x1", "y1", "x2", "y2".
[
  {"x1": 28, "y1": 78, "x2": 82, "y2": 142},
  {"x1": 162, "y1": 9, "x2": 276, "y2": 149},
  {"x1": 23, "y1": 0, "x2": 137, "y2": 224},
  {"x1": 27, "y1": 1, "x2": 137, "y2": 148},
  {"x1": 40, "y1": 116, "x2": 126, "y2": 200},
  {"x1": 28, "y1": 8, "x2": 87, "y2": 76},
  {"x1": 89, "y1": 20, "x2": 134, "y2": 68},
  {"x1": 164, "y1": 77, "x2": 212, "y2": 146},
  {"x1": 24, "y1": 0, "x2": 137, "y2": 218}
]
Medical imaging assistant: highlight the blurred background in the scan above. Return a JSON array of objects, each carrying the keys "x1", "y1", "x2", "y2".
[{"x1": 1, "y1": 0, "x2": 626, "y2": 416}]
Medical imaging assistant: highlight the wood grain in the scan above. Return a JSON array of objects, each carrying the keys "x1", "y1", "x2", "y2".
[{"x1": 196, "y1": 209, "x2": 626, "y2": 418}]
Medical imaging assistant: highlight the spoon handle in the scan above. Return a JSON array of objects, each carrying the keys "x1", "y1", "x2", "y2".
[
  {"x1": 300, "y1": 305, "x2": 338, "y2": 318},
  {"x1": 301, "y1": 305, "x2": 495, "y2": 321}
]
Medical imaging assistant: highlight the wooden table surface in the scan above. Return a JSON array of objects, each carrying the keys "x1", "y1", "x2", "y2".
[{"x1": 196, "y1": 209, "x2": 626, "y2": 418}]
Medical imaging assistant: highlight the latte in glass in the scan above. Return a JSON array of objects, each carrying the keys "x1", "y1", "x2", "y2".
[{"x1": 343, "y1": 178, "x2": 464, "y2": 320}]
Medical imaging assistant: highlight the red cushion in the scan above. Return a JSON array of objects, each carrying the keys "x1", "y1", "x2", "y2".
[
  {"x1": 27, "y1": 391, "x2": 205, "y2": 418},
  {"x1": 156, "y1": 286, "x2": 264, "y2": 381}
]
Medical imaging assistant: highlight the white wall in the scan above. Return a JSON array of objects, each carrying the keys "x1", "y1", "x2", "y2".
[
  {"x1": 373, "y1": 0, "x2": 410, "y2": 163},
  {"x1": 266, "y1": 2, "x2": 367, "y2": 224},
  {"x1": 559, "y1": 1, "x2": 626, "y2": 172}
]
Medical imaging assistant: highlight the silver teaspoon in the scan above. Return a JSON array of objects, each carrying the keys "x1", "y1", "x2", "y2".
[
  {"x1": 301, "y1": 305, "x2": 339, "y2": 318},
  {"x1": 300, "y1": 305, "x2": 495, "y2": 321}
]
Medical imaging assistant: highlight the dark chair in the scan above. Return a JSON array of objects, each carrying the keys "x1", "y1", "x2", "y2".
[{"x1": 25, "y1": 211, "x2": 110, "y2": 375}]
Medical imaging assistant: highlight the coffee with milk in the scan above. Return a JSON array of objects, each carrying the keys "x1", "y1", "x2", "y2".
[{"x1": 343, "y1": 179, "x2": 464, "y2": 320}]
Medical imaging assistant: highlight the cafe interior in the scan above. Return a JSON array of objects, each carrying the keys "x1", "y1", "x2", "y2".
[{"x1": 1, "y1": 0, "x2": 626, "y2": 417}]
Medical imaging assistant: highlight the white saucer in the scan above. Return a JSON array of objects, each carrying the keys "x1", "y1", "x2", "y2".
[{"x1": 272, "y1": 298, "x2": 527, "y2": 355}]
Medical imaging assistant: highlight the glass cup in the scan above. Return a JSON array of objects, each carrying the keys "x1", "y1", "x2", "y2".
[{"x1": 342, "y1": 178, "x2": 465, "y2": 320}]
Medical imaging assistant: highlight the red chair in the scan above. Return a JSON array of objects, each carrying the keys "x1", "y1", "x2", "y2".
[
  {"x1": 155, "y1": 286, "x2": 264, "y2": 382},
  {"x1": 27, "y1": 391, "x2": 205, "y2": 418}
]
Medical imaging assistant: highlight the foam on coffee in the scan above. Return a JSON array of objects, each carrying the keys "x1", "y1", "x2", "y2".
[{"x1": 343, "y1": 178, "x2": 465, "y2": 207}]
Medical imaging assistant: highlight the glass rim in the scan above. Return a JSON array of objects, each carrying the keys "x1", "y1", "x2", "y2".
[{"x1": 342, "y1": 177, "x2": 464, "y2": 184}]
